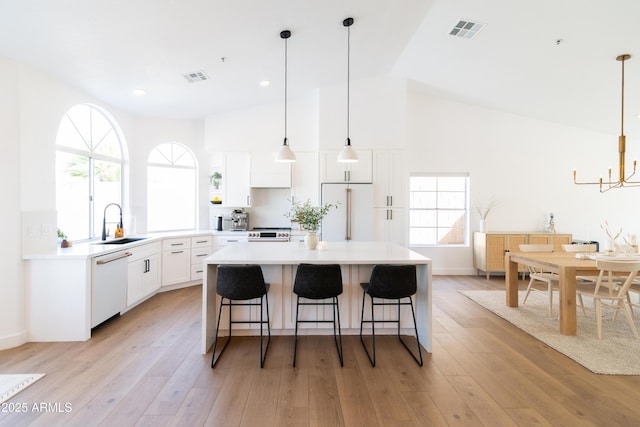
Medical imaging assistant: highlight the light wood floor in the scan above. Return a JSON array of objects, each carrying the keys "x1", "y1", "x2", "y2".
[{"x1": 2, "y1": 275, "x2": 640, "y2": 426}]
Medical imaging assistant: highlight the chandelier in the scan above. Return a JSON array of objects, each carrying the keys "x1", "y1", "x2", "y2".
[{"x1": 573, "y1": 54, "x2": 640, "y2": 192}]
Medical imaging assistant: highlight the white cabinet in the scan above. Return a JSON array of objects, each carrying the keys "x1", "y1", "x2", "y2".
[
  {"x1": 162, "y1": 237, "x2": 191, "y2": 286},
  {"x1": 319, "y1": 150, "x2": 372, "y2": 183},
  {"x1": 373, "y1": 150, "x2": 406, "y2": 208},
  {"x1": 213, "y1": 235, "x2": 248, "y2": 251},
  {"x1": 290, "y1": 151, "x2": 319, "y2": 204},
  {"x1": 250, "y1": 151, "x2": 291, "y2": 188},
  {"x1": 127, "y1": 242, "x2": 161, "y2": 307},
  {"x1": 373, "y1": 207, "x2": 406, "y2": 245},
  {"x1": 372, "y1": 151, "x2": 406, "y2": 245},
  {"x1": 190, "y1": 236, "x2": 213, "y2": 281},
  {"x1": 224, "y1": 152, "x2": 251, "y2": 207}
]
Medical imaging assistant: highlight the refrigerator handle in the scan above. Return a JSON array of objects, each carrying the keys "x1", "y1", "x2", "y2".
[{"x1": 345, "y1": 188, "x2": 352, "y2": 240}]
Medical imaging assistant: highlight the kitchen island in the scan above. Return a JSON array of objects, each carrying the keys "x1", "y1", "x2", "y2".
[{"x1": 201, "y1": 241, "x2": 432, "y2": 354}]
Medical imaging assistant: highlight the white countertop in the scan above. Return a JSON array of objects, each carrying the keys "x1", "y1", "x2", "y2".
[
  {"x1": 24, "y1": 229, "x2": 216, "y2": 260},
  {"x1": 205, "y1": 241, "x2": 431, "y2": 265}
]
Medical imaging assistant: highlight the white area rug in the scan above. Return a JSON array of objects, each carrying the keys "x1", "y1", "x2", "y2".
[
  {"x1": 0, "y1": 374, "x2": 45, "y2": 403},
  {"x1": 459, "y1": 290, "x2": 640, "y2": 375}
]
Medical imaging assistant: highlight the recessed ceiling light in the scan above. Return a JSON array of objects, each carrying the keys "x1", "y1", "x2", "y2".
[
  {"x1": 133, "y1": 89, "x2": 146, "y2": 95},
  {"x1": 260, "y1": 80, "x2": 270, "y2": 87}
]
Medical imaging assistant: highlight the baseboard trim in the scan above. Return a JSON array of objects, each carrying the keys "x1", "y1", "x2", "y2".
[{"x1": 0, "y1": 330, "x2": 27, "y2": 351}]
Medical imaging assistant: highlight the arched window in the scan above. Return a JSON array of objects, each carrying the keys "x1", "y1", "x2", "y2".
[
  {"x1": 56, "y1": 104, "x2": 126, "y2": 240},
  {"x1": 147, "y1": 143, "x2": 197, "y2": 231}
]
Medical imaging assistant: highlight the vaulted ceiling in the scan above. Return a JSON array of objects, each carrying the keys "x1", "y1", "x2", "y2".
[{"x1": 2, "y1": 0, "x2": 640, "y2": 137}]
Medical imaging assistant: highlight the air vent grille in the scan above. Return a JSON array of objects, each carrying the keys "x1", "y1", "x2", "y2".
[
  {"x1": 183, "y1": 70, "x2": 209, "y2": 83},
  {"x1": 449, "y1": 20, "x2": 486, "y2": 39}
]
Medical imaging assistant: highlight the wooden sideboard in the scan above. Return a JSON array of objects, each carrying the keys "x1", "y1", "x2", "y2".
[{"x1": 473, "y1": 232, "x2": 572, "y2": 279}]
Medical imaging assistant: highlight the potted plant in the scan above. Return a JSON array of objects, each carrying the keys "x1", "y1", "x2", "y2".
[
  {"x1": 285, "y1": 199, "x2": 338, "y2": 249},
  {"x1": 209, "y1": 172, "x2": 222, "y2": 190},
  {"x1": 57, "y1": 228, "x2": 72, "y2": 248}
]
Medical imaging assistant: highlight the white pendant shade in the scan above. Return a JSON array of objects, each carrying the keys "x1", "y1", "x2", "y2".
[
  {"x1": 276, "y1": 140, "x2": 296, "y2": 162},
  {"x1": 337, "y1": 141, "x2": 358, "y2": 163}
]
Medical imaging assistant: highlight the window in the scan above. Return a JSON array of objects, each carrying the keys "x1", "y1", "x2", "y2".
[
  {"x1": 56, "y1": 104, "x2": 125, "y2": 240},
  {"x1": 147, "y1": 143, "x2": 197, "y2": 231},
  {"x1": 409, "y1": 173, "x2": 468, "y2": 246}
]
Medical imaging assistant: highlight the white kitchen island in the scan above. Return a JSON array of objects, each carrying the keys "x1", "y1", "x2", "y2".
[{"x1": 201, "y1": 241, "x2": 432, "y2": 354}]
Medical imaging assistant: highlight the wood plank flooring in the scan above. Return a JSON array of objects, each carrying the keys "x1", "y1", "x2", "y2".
[{"x1": 2, "y1": 275, "x2": 640, "y2": 426}]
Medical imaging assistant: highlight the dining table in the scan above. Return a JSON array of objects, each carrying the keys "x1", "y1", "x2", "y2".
[{"x1": 505, "y1": 251, "x2": 599, "y2": 335}]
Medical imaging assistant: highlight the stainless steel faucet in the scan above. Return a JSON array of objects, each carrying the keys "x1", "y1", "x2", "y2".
[{"x1": 102, "y1": 203, "x2": 123, "y2": 240}]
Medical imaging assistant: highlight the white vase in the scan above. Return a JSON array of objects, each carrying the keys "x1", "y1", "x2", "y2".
[
  {"x1": 479, "y1": 219, "x2": 486, "y2": 233},
  {"x1": 305, "y1": 231, "x2": 319, "y2": 250}
]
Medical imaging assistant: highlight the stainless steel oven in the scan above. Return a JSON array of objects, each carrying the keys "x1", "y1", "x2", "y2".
[{"x1": 247, "y1": 228, "x2": 291, "y2": 242}]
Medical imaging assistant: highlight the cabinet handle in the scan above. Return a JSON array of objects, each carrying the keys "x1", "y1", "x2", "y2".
[
  {"x1": 96, "y1": 252, "x2": 132, "y2": 264},
  {"x1": 195, "y1": 269, "x2": 203, "y2": 273},
  {"x1": 227, "y1": 239, "x2": 238, "y2": 243},
  {"x1": 389, "y1": 195, "x2": 393, "y2": 206},
  {"x1": 344, "y1": 170, "x2": 348, "y2": 181},
  {"x1": 389, "y1": 209, "x2": 393, "y2": 220},
  {"x1": 247, "y1": 195, "x2": 250, "y2": 205},
  {"x1": 171, "y1": 250, "x2": 184, "y2": 254},
  {"x1": 195, "y1": 240, "x2": 208, "y2": 244},
  {"x1": 170, "y1": 243, "x2": 184, "y2": 247},
  {"x1": 196, "y1": 253, "x2": 207, "y2": 257}
]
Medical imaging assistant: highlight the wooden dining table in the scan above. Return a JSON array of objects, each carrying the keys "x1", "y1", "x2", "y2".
[{"x1": 505, "y1": 251, "x2": 599, "y2": 335}]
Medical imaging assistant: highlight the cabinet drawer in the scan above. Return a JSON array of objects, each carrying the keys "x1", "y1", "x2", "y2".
[
  {"x1": 191, "y1": 248, "x2": 210, "y2": 263},
  {"x1": 191, "y1": 263, "x2": 205, "y2": 281},
  {"x1": 191, "y1": 236, "x2": 212, "y2": 248},
  {"x1": 163, "y1": 237, "x2": 190, "y2": 251},
  {"x1": 128, "y1": 241, "x2": 161, "y2": 261}
]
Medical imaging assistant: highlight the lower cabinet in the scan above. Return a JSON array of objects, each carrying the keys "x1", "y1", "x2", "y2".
[
  {"x1": 162, "y1": 237, "x2": 191, "y2": 286},
  {"x1": 373, "y1": 207, "x2": 406, "y2": 245},
  {"x1": 162, "y1": 235, "x2": 213, "y2": 286},
  {"x1": 190, "y1": 236, "x2": 213, "y2": 281},
  {"x1": 127, "y1": 242, "x2": 161, "y2": 307}
]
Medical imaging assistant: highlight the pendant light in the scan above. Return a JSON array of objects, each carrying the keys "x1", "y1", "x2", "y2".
[
  {"x1": 338, "y1": 17, "x2": 359, "y2": 163},
  {"x1": 276, "y1": 30, "x2": 296, "y2": 162},
  {"x1": 573, "y1": 54, "x2": 640, "y2": 192}
]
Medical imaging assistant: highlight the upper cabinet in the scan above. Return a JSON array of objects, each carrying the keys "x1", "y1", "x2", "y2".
[
  {"x1": 319, "y1": 150, "x2": 372, "y2": 183},
  {"x1": 373, "y1": 150, "x2": 406, "y2": 208},
  {"x1": 250, "y1": 151, "x2": 291, "y2": 188},
  {"x1": 290, "y1": 151, "x2": 319, "y2": 204},
  {"x1": 222, "y1": 152, "x2": 251, "y2": 207}
]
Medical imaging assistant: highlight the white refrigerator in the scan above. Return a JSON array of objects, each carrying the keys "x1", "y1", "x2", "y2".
[{"x1": 320, "y1": 183, "x2": 374, "y2": 241}]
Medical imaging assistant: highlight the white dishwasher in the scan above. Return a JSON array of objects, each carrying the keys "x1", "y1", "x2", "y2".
[{"x1": 91, "y1": 249, "x2": 131, "y2": 328}]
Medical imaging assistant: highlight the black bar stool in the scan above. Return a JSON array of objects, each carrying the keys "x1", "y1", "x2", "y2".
[
  {"x1": 293, "y1": 263, "x2": 344, "y2": 367},
  {"x1": 211, "y1": 264, "x2": 271, "y2": 368},
  {"x1": 360, "y1": 264, "x2": 423, "y2": 367}
]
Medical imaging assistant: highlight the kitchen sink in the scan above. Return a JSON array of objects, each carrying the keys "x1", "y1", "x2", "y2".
[{"x1": 94, "y1": 237, "x2": 148, "y2": 245}]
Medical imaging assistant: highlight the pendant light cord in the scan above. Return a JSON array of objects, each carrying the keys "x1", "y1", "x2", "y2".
[
  {"x1": 621, "y1": 55, "x2": 625, "y2": 136},
  {"x1": 346, "y1": 22, "x2": 350, "y2": 141},
  {"x1": 284, "y1": 34, "x2": 288, "y2": 142}
]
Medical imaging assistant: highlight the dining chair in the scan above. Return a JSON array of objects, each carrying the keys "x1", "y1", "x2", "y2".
[
  {"x1": 576, "y1": 259, "x2": 640, "y2": 339},
  {"x1": 561, "y1": 243, "x2": 597, "y2": 253},
  {"x1": 519, "y1": 244, "x2": 557, "y2": 317}
]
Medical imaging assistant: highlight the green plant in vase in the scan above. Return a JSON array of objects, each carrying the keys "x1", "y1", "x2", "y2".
[
  {"x1": 209, "y1": 172, "x2": 222, "y2": 190},
  {"x1": 285, "y1": 199, "x2": 338, "y2": 232}
]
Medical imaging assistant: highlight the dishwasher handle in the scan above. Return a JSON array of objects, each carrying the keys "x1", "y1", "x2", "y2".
[{"x1": 96, "y1": 252, "x2": 133, "y2": 265}]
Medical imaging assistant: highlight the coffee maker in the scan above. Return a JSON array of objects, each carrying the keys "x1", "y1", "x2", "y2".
[{"x1": 230, "y1": 209, "x2": 249, "y2": 231}]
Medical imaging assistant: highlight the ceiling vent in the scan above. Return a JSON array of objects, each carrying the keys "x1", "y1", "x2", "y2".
[
  {"x1": 183, "y1": 70, "x2": 209, "y2": 83},
  {"x1": 449, "y1": 20, "x2": 486, "y2": 39}
]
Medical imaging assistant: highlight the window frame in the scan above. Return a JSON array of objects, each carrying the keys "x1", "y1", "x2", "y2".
[
  {"x1": 408, "y1": 172, "x2": 470, "y2": 248},
  {"x1": 55, "y1": 104, "x2": 128, "y2": 241},
  {"x1": 146, "y1": 142, "x2": 198, "y2": 232}
]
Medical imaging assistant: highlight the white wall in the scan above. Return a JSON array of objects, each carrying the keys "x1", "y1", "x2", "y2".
[
  {"x1": 0, "y1": 59, "x2": 25, "y2": 348},
  {"x1": 407, "y1": 91, "x2": 640, "y2": 274},
  {"x1": 205, "y1": 91, "x2": 320, "y2": 152}
]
